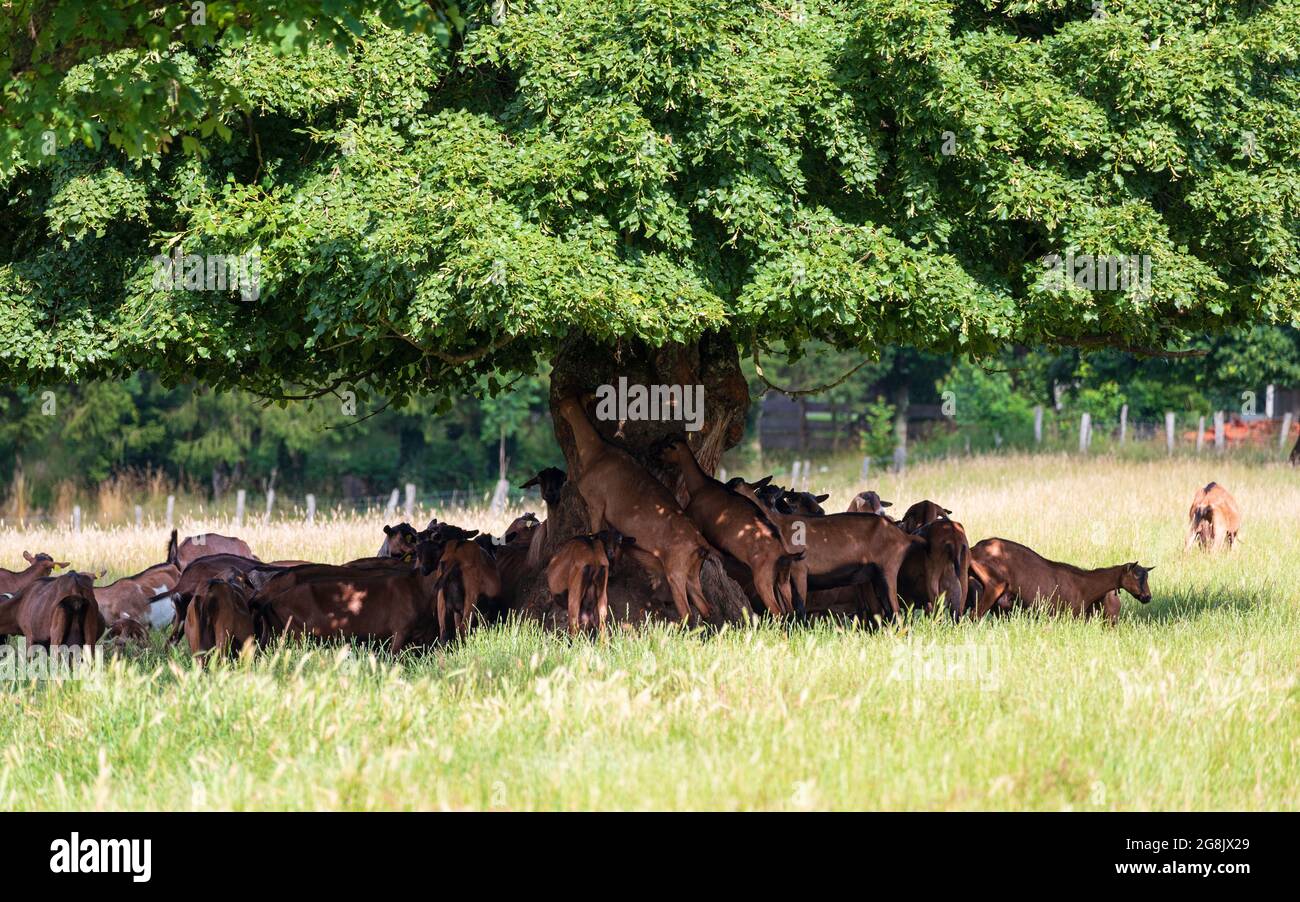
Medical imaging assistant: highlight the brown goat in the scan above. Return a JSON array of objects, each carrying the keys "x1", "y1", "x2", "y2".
[
  {"x1": 163, "y1": 554, "x2": 283, "y2": 644},
  {"x1": 556, "y1": 397, "x2": 714, "y2": 625},
  {"x1": 969, "y1": 538, "x2": 1153, "y2": 620},
  {"x1": 898, "y1": 500, "x2": 952, "y2": 534},
  {"x1": 0, "y1": 551, "x2": 69, "y2": 598},
  {"x1": 731, "y1": 480, "x2": 922, "y2": 623},
  {"x1": 547, "y1": 529, "x2": 636, "y2": 636},
  {"x1": 252, "y1": 544, "x2": 443, "y2": 652},
  {"x1": 846, "y1": 491, "x2": 893, "y2": 516},
  {"x1": 432, "y1": 538, "x2": 503, "y2": 641},
  {"x1": 185, "y1": 578, "x2": 256, "y2": 657},
  {"x1": 378, "y1": 523, "x2": 421, "y2": 559},
  {"x1": 660, "y1": 439, "x2": 803, "y2": 618},
  {"x1": 94, "y1": 562, "x2": 181, "y2": 629},
  {"x1": 0, "y1": 571, "x2": 104, "y2": 648},
  {"x1": 897, "y1": 518, "x2": 971, "y2": 620},
  {"x1": 521, "y1": 466, "x2": 569, "y2": 571},
  {"x1": 1185, "y1": 482, "x2": 1242, "y2": 552},
  {"x1": 167, "y1": 529, "x2": 258, "y2": 569}
]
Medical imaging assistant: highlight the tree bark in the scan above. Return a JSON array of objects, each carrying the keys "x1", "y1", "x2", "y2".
[{"x1": 516, "y1": 329, "x2": 755, "y2": 628}]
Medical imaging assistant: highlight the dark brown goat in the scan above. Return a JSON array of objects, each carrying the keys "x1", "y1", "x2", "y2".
[
  {"x1": 521, "y1": 467, "x2": 567, "y2": 569},
  {"x1": 432, "y1": 538, "x2": 503, "y2": 641},
  {"x1": 660, "y1": 439, "x2": 803, "y2": 618},
  {"x1": 251, "y1": 544, "x2": 443, "y2": 652},
  {"x1": 167, "y1": 529, "x2": 258, "y2": 569},
  {"x1": 0, "y1": 551, "x2": 69, "y2": 598},
  {"x1": 378, "y1": 523, "x2": 421, "y2": 559},
  {"x1": 732, "y1": 481, "x2": 922, "y2": 623},
  {"x1": 0, "y1": 571, "x2": 103, "y2": 648},
  {"x1": 185, "y1": 578, "x2": 257, "y2": 657},
  {"x1": 898, "y1": 500, "x2": 952, "y2": 534},
  {"x1": 897, "y1": 518, "x2": 971, "y2": 620},
  {"x1": 556, "y1": 397, "x2": 714, "y2": 625},
  {"x1": 968, "y1": 538, "x2": 1153, "y2": 620},
  {"x1": 846, "y1": 491, "x2": 893, "y2": 516},
  {"x1": 546, "y1": 530, "x2": 636, "y2": 636}
]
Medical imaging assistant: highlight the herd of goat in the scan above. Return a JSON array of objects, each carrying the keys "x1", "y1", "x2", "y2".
[{"x1": 0, "y1": 401, "x2": 1244, "y2": 658}]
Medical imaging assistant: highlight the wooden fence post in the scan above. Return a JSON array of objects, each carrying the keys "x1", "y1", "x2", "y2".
[
  {"x1": 1034, "y1": 405, "x2": 1043, "y2": 444},
  {"x1": 860, "y1": 456, "x2": 870, "y2": 481},
  {"x1": 306, "y1": 493, "x2": 316, "y2": 525},
  {"x1": 1079, "y1": 413, "x2": 1091, "y2": 453},
  {"x1": 1266, "y1": 384, "x2": 1275, "y2": 418},
  {"x1": 72, "y1": 505, "x2": 81, "y2": 533},
  {"x1": 135, "y1": 505, "x2": 143, "y2": 529},
  {"x1": 802, "y1": 459, "x2": 812, "y2": 491},
  {"x1": 1214, "y1": 410, "x2": 1225, "y2": 452},
  {"x1": 404, "y1": 483, "x2": 415, "y2": 518},
  {"x1": 234, "y1": 490, "x2": 246, "y2": 528},
  {"x1": 1196, "y1": 416, "x2": 1206, "y2": 453},
  {"x1": 790, "y1": 460, "x2": 801, "y2": 488},
  {"x1": 1119, "y1": 404, "x2": 1128, "y2": 444},
  {"x1": 1165, "y1": 412, "x2": 1175, "y2": 454},
  {"x1": 385, "y1": 489, "x2": 399, "y2": 520},
  {"x1": 166, "y1": 494, "x2": 175, "y2": 528},
  {"x1": 265, "y1": 488, "x2": 275, "y2": 520},
  {"x1": 1281, "y1": 413, "x2": 1295, "y2": 450}
]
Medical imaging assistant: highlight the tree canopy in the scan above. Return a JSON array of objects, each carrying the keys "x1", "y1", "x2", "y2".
[{"x1": 2, "y1": 0, "x2": 1298, "y2": 407}]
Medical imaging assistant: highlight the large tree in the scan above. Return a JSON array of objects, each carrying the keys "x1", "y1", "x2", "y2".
[{"x1": 2, "y1": 1, "x2": 1298, "y2": 616}]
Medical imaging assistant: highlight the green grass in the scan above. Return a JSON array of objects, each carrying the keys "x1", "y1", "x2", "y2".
[{"x1": 1, "y1": 453, "x2": 1297, "y2": 810}]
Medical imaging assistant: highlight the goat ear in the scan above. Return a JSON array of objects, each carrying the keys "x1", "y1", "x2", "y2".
[
  {"x1": 753, "y1": 475, "x2": 773, "y2": 489},
  {"x1": 384, "y1": 525, "x2": 394, "y2": 536},
  {"x1": 22, "y1": 551, "x2": 34, "y2": 563},
  {"x1": 880, "y1": 500, "x2": 893, "y2": 508},
  {"x1": 519, "y1": 475, "x2": 539, "y2": 489},
  {"x1": 96, "y1": 568, "x2": 108, "y2": 580},
  {"x1": 943, "y1": 508, "x2": 953, "y2": 515},
  {"x1": 815, "y1": 493, "x2": 830, "y2": 502},
  {"x1": 55, "y1": 561, "x2": 70, "y2": 570}
]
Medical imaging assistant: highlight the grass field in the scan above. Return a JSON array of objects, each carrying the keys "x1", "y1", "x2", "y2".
[{"x1": 1, "y1": 453, "x2": 1297, "y2": 811}]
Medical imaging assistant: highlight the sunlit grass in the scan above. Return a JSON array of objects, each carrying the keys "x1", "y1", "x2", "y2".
[{"x1": 1, "y1": 453, "x2": 1297, "y2": 810}]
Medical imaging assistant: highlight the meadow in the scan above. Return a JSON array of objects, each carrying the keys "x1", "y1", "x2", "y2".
[{"x1": 0, "y1": 453, "x2": 1297, "y2": 811}]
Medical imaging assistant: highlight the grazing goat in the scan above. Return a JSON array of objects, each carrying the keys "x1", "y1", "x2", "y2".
[
  {"x1": 898, "y1": 500, "x2": 951, "y2": 534},
  {"x1": 163, "y1": 554, "x2": 283, "y2": 644},
  {"x1": 0, "y1": 552, "x2": 69, "y2": 597},
  {"x1": 521, "y1": 467, "x2": 568, "y2": 569},
  {"x1": 378, "y1": 523, "x2": 420, "y2": 559},
  {"x1": 779, "y1": 490, "x2": 829, "y2": 516},
  {"x1": 846, "y1": 491, "x2": 893, "y2": 516},
  {"x1": 1185, "y1": 482, "x2": 1241, "y2": 552},
  {"x1": 547, "y1": 530, "x2": 636, "y2": 635},
  {"x1": 659, "y1": 438, "x2": 803, "y2": 618},
  {"x1": 252, "y1": 544, "x2": 443, "y2": 652},
  {"x1": 0, "y1": 571, "x2": 103, "y2": 648},
  {"x1": 94, "y1": 562, "x2": 180, "y2": 630},
  {"x1": 897, "y1": 518, "x2": 971, "y2": 620},
  {"x1": 968, "y1": 538, "x2": 1153, "y2": 620},
  {"x1": 731, "y1": 480, "x2": 922, "y2": 623},
  {"x1": 185, "y1": 578, "x2": 257, "y2": 657},
  {"x1": 167, "y1": 530, "x2": 258, "y2": 569},
  {"x1": 556, "y1": 397, "x2": 715, "y2": 625}
]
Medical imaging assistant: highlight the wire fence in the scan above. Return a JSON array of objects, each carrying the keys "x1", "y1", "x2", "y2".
[{"x1": 3, "y1": 408, "x2": 1296, "y2": 530}]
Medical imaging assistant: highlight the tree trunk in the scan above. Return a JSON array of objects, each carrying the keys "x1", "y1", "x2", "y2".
[{"x1": 516, "y1": 329, "x2": 755, "y2": 629}]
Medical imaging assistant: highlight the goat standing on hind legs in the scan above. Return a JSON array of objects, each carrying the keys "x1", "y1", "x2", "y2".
[
  {"x1": 658, "y1": 438, "x2": 805, "y2": 620},
  {"x1": 555, "y1": 397, "x2": 715, "y2": 627}
]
